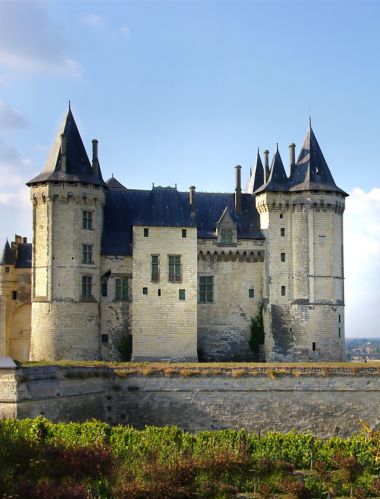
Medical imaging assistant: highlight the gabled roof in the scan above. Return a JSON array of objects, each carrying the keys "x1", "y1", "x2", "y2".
[
  {"x1": 0, "y1": 240, "x2": 15, "y2": 265},
  {"x1": 133, "y1": 187, "x2": 195, "y2": 228},
  {"x1": 106, "y1": 176, "x2": 127, "y2": 190},
  {"x1": 255, "y1": 148, "x2": 289, "y2": 193},
  {"x1": 27, "y1": 106, "x2": 105, "y2": 187},
  {"x1": 245, "y1": 151, "x2": 264, "y2": 193},
  {"x1": 216, "y1": 206, "x2": 235, "y2": 226},
  {"x1": 289, "y1": 125, "x2": 347, "y2": 195}
]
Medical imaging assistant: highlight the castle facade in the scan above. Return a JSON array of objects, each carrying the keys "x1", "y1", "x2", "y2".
[{"x1": 0, "y1": 109, "x2": 347, "y2": 362}]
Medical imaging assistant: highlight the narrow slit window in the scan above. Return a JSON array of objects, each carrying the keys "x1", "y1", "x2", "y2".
[
  {"x1": 144, "y1": 228, "x2": 149, "y2": 237},
  {"x1": 179, "y1": 289, "x2": 185, "y2": 300},
  {"x1": 249, "y1": 288, "x2": 254, "y2": 298},
  {"x1": 143, "y1": 287, "x2": 148, "y2": 295},
  {"x1": 182, "y1": 229, "x2": 187, "y2": 238},
  {"x1": 281, "y1": 285, "x2": 286, "y2": 296},
  {"x1": 151, "y1": 255, "x2": 159, "y2": 282},
  {"x1": 281, "y1": 228, "x2": 285, "y2": 237},
  {"x1": 281, "y1": 252, "x2": 285, "y2": 262},
  {"x1": 312, "y1": 342, "x2": 316, "y2": 351}
]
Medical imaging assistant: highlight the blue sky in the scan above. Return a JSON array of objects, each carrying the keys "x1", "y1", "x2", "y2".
[{"x1": 0, "y1": 0, "x2": 379, "y2": 338}]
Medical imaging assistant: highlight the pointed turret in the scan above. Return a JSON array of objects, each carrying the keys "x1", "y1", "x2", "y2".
[
  {"x1": 255, "y1": 147, "x2": 289, "y2": 193},
  {"x1": 289, "y1": 124, "x2": 347, "y2": 195},
  {"x1": 0, "y1": 240, "x2": 15, "y2": 265},
  {"x1": 27, "y1": 106, "x2": 105, "y2": 187},
  {"x1": 245, "y1": 150, "x2": 264, "y2": 193}
]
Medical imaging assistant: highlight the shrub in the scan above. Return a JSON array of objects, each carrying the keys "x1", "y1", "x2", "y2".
[{"x1": 117, "y1": 334, "x2": 132, "y2": 361}]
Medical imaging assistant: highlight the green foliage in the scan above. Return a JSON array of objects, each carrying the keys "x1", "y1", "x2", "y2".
[
  {"x1": 249, "y1": 305, "x2": 264, "y2": 359},
  {"x1": 117, "y1": 333, "x2": 132, "y2": 361},
  {"x1": 2, "y1": 418, "x2": 380, "y2": 497}
]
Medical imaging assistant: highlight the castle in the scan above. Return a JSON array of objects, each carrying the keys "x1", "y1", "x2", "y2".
[{"x1": 0, "y1": 108, "x2": 347, "y2": 363}]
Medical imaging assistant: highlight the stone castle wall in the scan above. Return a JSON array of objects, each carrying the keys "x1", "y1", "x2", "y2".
[
  {"x1": 132, "y1": 226, "x2": 198, "y2": 361},
  {"x1": 197, "y1": 239, "x2": 264, "y2": 361},
  {"x1": 1, "y1": 365, "x2": 379, "y2": 438}
]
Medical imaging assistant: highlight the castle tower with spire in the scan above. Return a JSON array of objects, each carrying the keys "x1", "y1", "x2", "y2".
[
  {"x1": 27, "y1": 106, "x2": 106, "y2": 360},
  {"x1": 252, "y1": 123, "x2": 347, "y2": 361}
]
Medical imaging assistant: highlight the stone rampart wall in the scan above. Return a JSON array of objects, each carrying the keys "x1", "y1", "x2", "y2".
[{"x1": 1, "y1": 365, "x2": 379, "y2": 437}]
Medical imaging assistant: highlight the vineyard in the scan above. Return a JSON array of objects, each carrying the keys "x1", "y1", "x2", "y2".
[{"x1": 1, "y1": 417, "x2": 380, "y2": 498}]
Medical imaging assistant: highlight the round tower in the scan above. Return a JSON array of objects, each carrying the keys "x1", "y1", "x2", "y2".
[
  {"x1": 27, "y1": 107, "x2": 106, "y2": 360},
  {"x1": 255, "y1": 126, "x2": 347, "y2": 362}
]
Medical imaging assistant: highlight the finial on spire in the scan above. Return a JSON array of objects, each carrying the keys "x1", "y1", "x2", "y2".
[
  {"x1": 309, "y1": 115, "x2": 312, "y2": 129},
  {"x1": 276, "y1": 142, "x2": 279, "y2": 152},
  {"x1": 68, "y1": 100, "x2": 71, "y2": 111}
]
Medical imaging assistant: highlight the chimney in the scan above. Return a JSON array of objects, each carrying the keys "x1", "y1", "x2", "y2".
[
  {"x1": 92, "y1": 139, "x2": 99, "y2": 177},
  {"x1": 289, "y1": 143, "x2": 296, "y2": 177},
  {"x1": 60, "y1": 133, "x2": 67, "y2": 173},
  {"x1": 189, "y1": 185, "x2": 196, "y2": 212},
  {"x1": 235, "y1": 165, "x2": 242, "y2": 215},
  {"x1": 263, "y1": 150, "x2": 270, "y2": 182}
]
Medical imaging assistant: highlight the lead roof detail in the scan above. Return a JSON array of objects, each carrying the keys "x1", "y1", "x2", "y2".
[
  {"x1": 255, "y1": 147, "x2": 289, "y2": 194},
  {"x1": 27, "y1": 107, "x2": 105, "y2": 187}
]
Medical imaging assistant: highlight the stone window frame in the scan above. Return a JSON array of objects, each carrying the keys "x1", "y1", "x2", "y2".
[
  {"x1": 281, "y1": 285, "x2": 286, "y2": 296},
  {"x1": 168, "y1": 255, "x2": 182, "y2": 282},
  {"x1": 249, "y1": 288, "x2": 254, "y2": 298},
  {"x1": 82, "y1": 210, "x2": 93, "y2": 230},
  {"x1": 81, "y1": 275, "x2": 93, "y2": 299},
  {"x1": 144, "y1": 227, "x2": 149, "y2": 237},
  {"x1": 281, "y1": 252, "x2": 286, "y2": 262},
  {"x1": 82, "y1": 244, "x2": 93, "y2": 264},
  {"x1": 182, "y1": 229, "x2": 187, "y2": 238},
  {"x1": 151, "y1": 254, "x2": 160, "y2": 282},
  {"x1": 199, "y1": 275, "x2": 214, "y2": 303},
  {"x1": 179, "y1": 289, "x2": 186, "y2": 300},
  {"x1": 280, "y1": 228, "x2": 285, "y2": 237},
  {"x1": 115, "y1": 277, "x2": 128, "y2": 301}
]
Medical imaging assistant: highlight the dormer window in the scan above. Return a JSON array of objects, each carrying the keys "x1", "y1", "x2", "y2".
[
  {"x1": 220, "y1": 228, "x2": 233, "y2": 245},
  {"x1": 216, "y1": 206, "x2": 237, "y2": 246}
]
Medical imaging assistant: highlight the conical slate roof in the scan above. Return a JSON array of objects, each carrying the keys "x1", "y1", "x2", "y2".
[
  {"x1": 255, "y1": 148, "x2": 289, "y2": 193},
  {"x1": 27, "y1": 107, "x2": 105, "y2": 187},
  {"x1": 245, "y1": 151, "x2": 264, "y2": 193},
  {"x1": 0, "y1": 240, "x2": 15, "y2": 265},
  {"x1": 289, "y1": 125, "x2": 347, "y2": 195}
]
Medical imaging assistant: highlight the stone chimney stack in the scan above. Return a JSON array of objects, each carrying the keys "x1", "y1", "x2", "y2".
[
  {"x1": 235, "y1": 165, "x2": 242, "y2": 215},
  {"x1": 92, "y1": 139, "x2": 99, "y2": 177},
  {"x1": 263, "y1": 150, "x2": 270, "y2": 182},
  {"x1": 60, "y1": 133, "x2": 67, "y2": 173},
  {"x1": 289, "y1": 143, "x2": 296, "y2": 177},
  {"x1": 189, "y1": 186, "x2": 196, "y2": 212}
]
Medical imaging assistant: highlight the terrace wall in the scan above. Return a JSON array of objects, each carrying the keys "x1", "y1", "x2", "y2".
[{"x1": 0, "y1": 365, "x2": 379, "y2": 437}]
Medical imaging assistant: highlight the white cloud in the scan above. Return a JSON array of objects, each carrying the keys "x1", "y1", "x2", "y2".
[
  {"x1": 0, "y1": 99, "x2": 27, "y2": 129},
  {"x1": 0, "y1": 1, "x2": 81, "y2": 77},
  {"x1": 344, "y1": 187, "x2": 380, "y2": 338},
  {"x1": 78, "y1": 12, "x2": 105, "y2": 28}
]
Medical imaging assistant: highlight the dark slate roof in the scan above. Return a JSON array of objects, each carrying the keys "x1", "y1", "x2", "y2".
[
  {"x1": 101, "y1": 187, "x2": 264, "y2": 256},
  {"x1": 15, "y1": 243, "x2": 32, "y2": 268},
  {"x1": 0, "y1": 240, "x2": 15, "y2": 265},
  {"x1": 134, "y1": 187, "x2": 195, "y2": 227},
  {"x1": 245, "y1": 151, "x2": 264, "y2": 193},
  {"x1": 255, "y1": 148, "x2": 289, "y2": 193},
  {"x1": 288, "y1": 126, "x2": 347, "y2": 195},
  {"x1": 102, "y1": 189, "x2": 150, "y2": 256},
  {"x1": 27, "y1": 107, "x2": 105, "y2": 187},
  {"x1": 106, "y1": 176, "x2": 127, "y2": 190}
]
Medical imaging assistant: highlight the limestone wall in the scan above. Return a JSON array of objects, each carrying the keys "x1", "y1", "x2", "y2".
[
  {"x1": 1, "y1": 365, "x2": 380, "y2": 438},
  {"x1": 132, "y1": 226, "x2": 198, "y2": 361},
  {"x1": 100, "y1": 255, "x2": 133, "y2": 361},
  {"x1": 197, "y1": 239, "x2": 264, "y2": 361}
]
